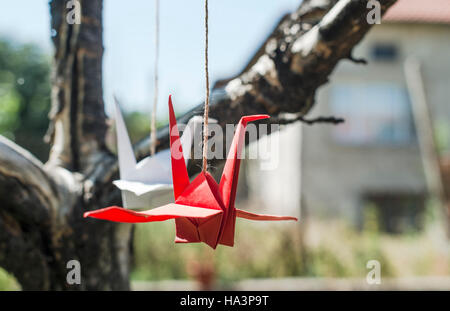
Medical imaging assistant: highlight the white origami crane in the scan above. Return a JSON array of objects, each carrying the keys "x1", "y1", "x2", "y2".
[{"x1": 113, "y1": 100, "x2": 217, "y2": 209}]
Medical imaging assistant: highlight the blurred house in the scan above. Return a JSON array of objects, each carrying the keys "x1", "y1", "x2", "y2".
[{"x1": 240, "y1": 0, "x2": 450, "y2": 233}]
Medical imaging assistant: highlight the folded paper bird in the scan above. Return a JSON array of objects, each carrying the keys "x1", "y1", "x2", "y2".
[
  {"x1": 112, "y1": 99, "x2": 216, "y2": 209},
  {"x1": 84, "y1": 96, "x2": 297, "y2": 249}
]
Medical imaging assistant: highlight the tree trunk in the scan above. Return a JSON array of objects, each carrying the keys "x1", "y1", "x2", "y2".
[{"x1": 0, "y1": 0, "x2": 397, "y2": 290}]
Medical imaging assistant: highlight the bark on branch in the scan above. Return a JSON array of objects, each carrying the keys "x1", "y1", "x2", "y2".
[
  {"x1": 46, "y1": 0, "x2": 108, "y2": 173},
  {"x1": 133, "y1": 0, "x2": 396, "y2": 173}
]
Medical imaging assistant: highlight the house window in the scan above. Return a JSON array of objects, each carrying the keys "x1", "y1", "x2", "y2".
[
  {"x1": 330, "y1": 83, "x2": 415, "y2": 146},
  {"x1": 371, "y1": 43, "x2": 398, "y2": 61},
  {"x1": 362, "y1": 193, "x2": 426, "y2": 234}
]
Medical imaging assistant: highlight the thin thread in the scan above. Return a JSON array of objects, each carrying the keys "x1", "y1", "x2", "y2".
[
  {"x1": 202, "y1": 0, "x2": 210, "y2": 172},
  {"x1": 150, "y1": 0, "x2": 160, "y2": 156}
]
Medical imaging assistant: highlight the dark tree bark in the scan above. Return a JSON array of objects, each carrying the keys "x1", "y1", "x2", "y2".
[{"x1": 0, "y1": 0, "x2": 396, "y2": 290}]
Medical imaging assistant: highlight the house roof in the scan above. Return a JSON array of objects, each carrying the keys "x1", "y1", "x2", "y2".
[{"x1": 383, "y1": 0, "x2": 450, "y2": 24}]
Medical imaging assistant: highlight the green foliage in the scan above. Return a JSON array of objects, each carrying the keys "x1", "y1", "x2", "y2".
[
  {"x1": 131, "y1": 218, "x2": 448, "y2": 283},
  {"x1": 106, "y1": 111, "x2": 167, "y2": 155},
  {"x1": 0, "y1": 38, "x2": 51, "y2": 161},
  {"x1": 0, "y1": 268, "x2": 20, "y2": 291},
  {"x1": 123, "y1": 112, "x2": 152, "y2": 145},
  {"x1": 132, "y1": 222, "x2": 189, "y2": 280},
  {"x1": 131, "y1": 222, "x2": 308, "y2": 282},
  {"x1": 0, "y1": 83, "x2": 20, "y2": 139},
  {"x1": 434, "y1": 119, "x2": 450, "y2": 154}
]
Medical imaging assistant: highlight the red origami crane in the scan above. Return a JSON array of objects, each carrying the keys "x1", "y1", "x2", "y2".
[{"x1": 84, "y1": 96, "x2": 297, "y2": 249}]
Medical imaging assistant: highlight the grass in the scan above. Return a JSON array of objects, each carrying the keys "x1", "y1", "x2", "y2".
[
  {"x1": 131, "y1": 215, "x2": 450, "y2": 284},
  {"x1": 0, "y1": 268, "x2": 20, "y2": 291}
]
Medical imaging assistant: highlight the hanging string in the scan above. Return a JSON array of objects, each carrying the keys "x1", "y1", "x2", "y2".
[
  {"x1": 202, "y1": 0, "x2": 210, "y2": 172},
  {"x1": 150, "y1": 0, "x2": 160, "y2": 156}
]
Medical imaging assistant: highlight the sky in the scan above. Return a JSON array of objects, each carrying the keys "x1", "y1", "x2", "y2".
[{"x1": 0, "y1": 0, "x2": 300, "y2": 117}]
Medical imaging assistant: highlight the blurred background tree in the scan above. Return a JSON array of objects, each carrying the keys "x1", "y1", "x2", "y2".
[
  {"x1": 0, "y1": 38, "x2": 159, "y2": 161},
  {"x1": 0, "y1": 38, "x2": 51, "y2": 161}
]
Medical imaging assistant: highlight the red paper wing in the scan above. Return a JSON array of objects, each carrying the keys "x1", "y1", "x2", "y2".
[
  {"x1": 84, "y1": 204, "x2": 222, "y2": 223},
  {"x1": 218, "y1": 115, "x2": 269, "y2": 245},
  {"x1": 168, "y1": 95, "x2": 190, "y2": 199},
  {"x1": 236, "y1": 209, "x2": 298, "y2": 221},
  {"x1": 219, "y1": 115, "x2": 269, "y2": 209}
]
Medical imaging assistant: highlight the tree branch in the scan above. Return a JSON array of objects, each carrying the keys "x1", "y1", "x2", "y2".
[
  {"x1": 0, "y1": 135, "x2": 129, "y2": 290},
  {"x1": 272, "y1": 114, "x2": 345, "y2": 125},
  {"x1": 126, "y1": 0, "x2": 397, "y2": 176},
  {"x1": 0, "y1": 136, "x2": 57, "y2": 289},
  {"x1": 46, "y1": 0, "x2": 108, "y2": 173},
  {"x1": 0, "y1": 136, "x2": 57, "y2": 224}
]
